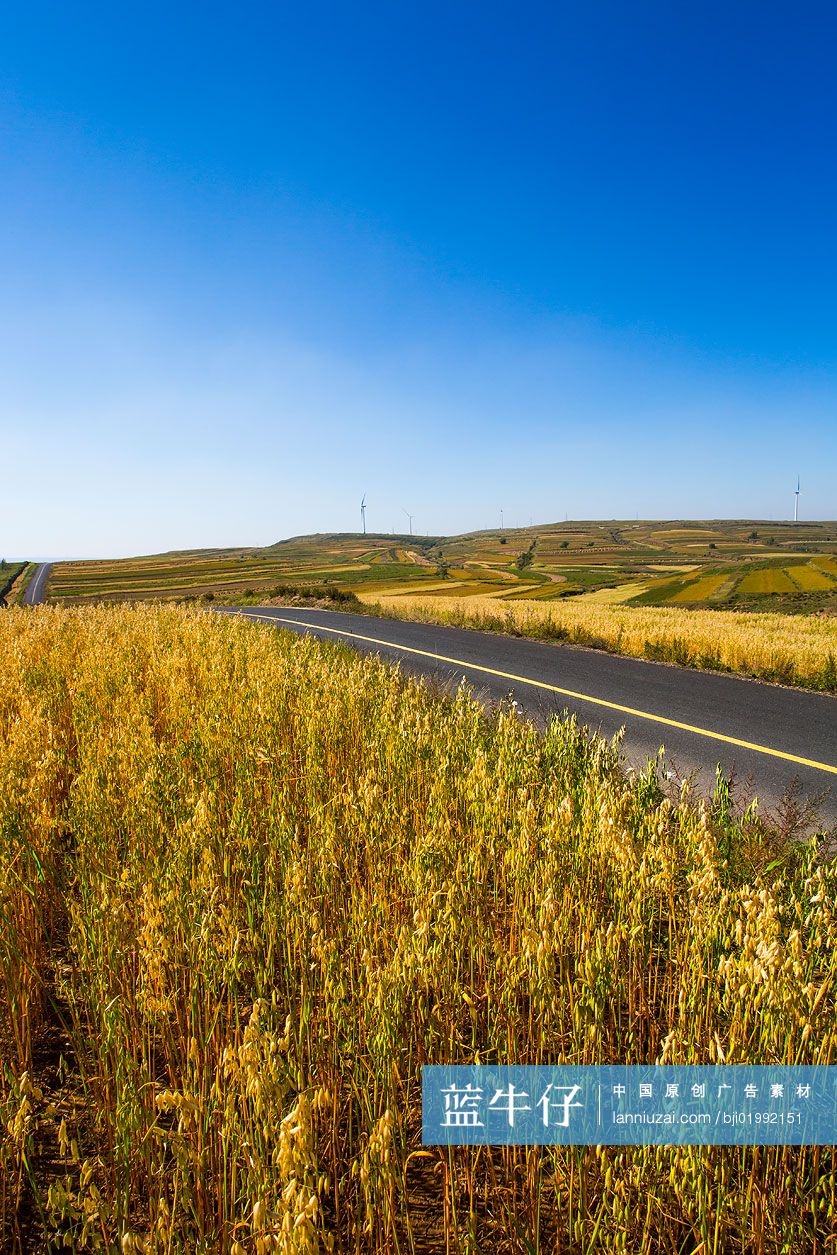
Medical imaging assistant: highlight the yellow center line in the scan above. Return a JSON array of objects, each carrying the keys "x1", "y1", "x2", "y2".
[{"x1": 242, "y1": 611, "x2": 837, "y2": 777}]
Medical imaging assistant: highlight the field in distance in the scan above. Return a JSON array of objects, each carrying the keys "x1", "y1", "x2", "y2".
[{"x1": 45, "y1": 519, "x2": 837, "y2": 613}]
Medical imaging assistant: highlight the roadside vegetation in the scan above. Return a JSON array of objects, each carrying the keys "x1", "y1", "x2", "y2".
[
  {"x1": 358, "y1": 591, "x2": 837, "y2": 693},
  {"x1": 0, "y1": 560, "x2": 26, "y2": 605},
  {"x1": 2, "y1": 605, "x2": 835, "y2": 1252},
  {"x1": 205, "y1": 584, "x2": 362, "y2": 610}
]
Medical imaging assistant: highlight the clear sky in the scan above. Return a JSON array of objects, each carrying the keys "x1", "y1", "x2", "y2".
[{"x1": 2, "y1": 1, "x2": 835, "y2": 558}]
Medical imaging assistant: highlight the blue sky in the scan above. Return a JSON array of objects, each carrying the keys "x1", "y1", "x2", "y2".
[{"x1": 1, "y1": 1, "x2": 835, "y2": 558}]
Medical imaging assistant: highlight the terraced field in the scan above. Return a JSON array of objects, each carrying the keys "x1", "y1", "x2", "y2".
[
  {"x1": 630, "y1": 557, "x2": 837, "y2": 610},
  {"x1": 47, "y1": 542, "x2": 443, "y2": 603},
  {"x1": 38, "y1": 519, "x2": 837, "y2": 614}
]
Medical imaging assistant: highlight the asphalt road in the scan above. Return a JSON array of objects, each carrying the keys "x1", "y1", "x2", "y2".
[
  {"x1": 22, "y1": 562, "x2": 51, "y2": 605},
  {"x1": 224, "y1": 606, "x2": 837, "y2": 833}
]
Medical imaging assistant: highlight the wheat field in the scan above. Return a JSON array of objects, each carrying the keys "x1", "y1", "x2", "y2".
[{"x1": 2, "y1": 605, "x2": 836, "y2": 1252}]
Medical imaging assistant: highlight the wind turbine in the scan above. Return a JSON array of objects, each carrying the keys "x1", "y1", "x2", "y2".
[
  {"x1": 794, "y1": 477, "x2": 800, "y2": 523},
  {"x1": 402, "y1": 508, "x2": 414, "y2": 536},
  {"x1": 360, "y1": 494, "x2": 367, "y2": 535}
]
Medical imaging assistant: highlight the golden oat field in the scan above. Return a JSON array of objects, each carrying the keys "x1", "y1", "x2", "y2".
[
  {"x1": 2, "y1": 605, "x2": 837, "y2": 1253},
  {"x1": 787, "y1": 567, "x2": 837, "y2": 593},
  {"x1": 358, "y1": 591, "x2": 837, "y2": 692}
]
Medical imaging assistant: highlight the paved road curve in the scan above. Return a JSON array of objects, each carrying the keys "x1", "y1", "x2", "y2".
[
  {"x1": 22, "y1": 562, "x2": 52, "y2": 605},
  {"x1": 225, "y1": 606, "x2": 837, "y2": 831}
]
